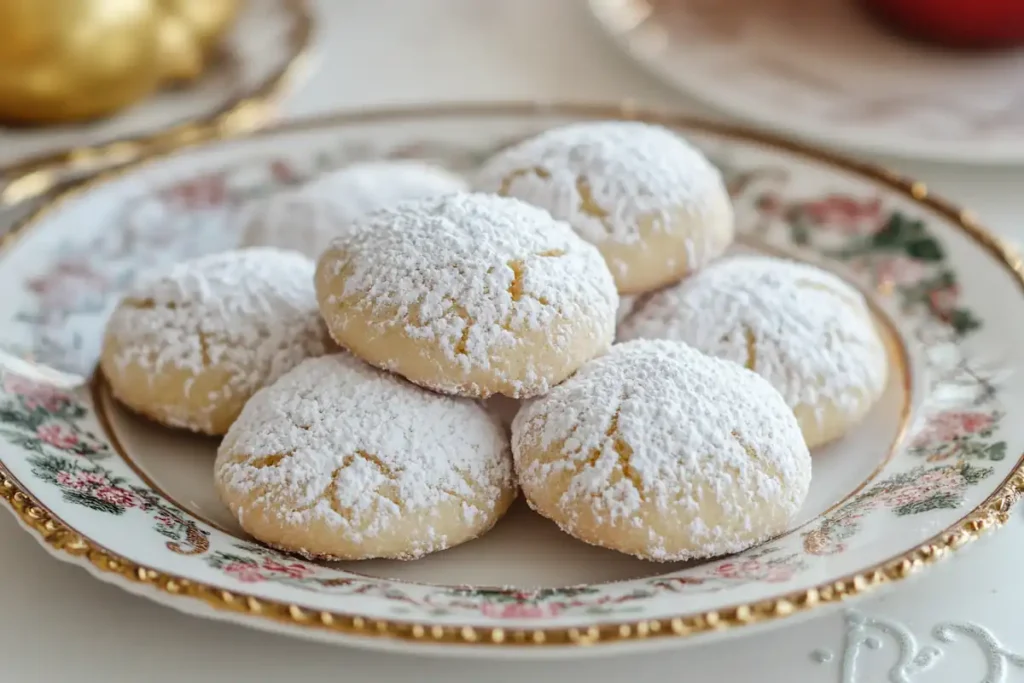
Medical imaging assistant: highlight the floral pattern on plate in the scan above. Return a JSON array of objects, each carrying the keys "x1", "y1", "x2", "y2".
[{"x1": 0, "y1": 108, "x2": 1019, "y2": 650}]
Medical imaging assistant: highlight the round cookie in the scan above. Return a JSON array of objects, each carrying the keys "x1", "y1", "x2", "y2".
[
  {"x1": 474, "y1": 121, "x2": 734, "y2": 294},
  {"x1": 215, "y1": 354, "x2": 516, "y2": 560},
  {"x1": 619, "y1": 255, "x2": 889, "y2": 448},
  {"x1": 239, "y1": 160, "x2": 467, "y2": 259},
  {"x1": 236, "y1": 187, "x2": 344, "y2": 261},
  {"x1": 101, "y1": 248, "x2": 332, "y2": 435},
  {"x1": 315, "y1": 192, "x2": 618, "y2": 399},
  {"x1": 512, "y1": 339, "x2": 811, "y2": 561}
]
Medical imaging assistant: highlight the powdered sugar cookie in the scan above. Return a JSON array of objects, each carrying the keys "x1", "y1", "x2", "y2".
[
  {"x1": 512, "y1": 339, "x2": 811, "y2": 562},
  {"x1": 239, "y1": 161, "x2": 466, "y2": 259},
  {"x1": 475, "y1": 121, "x2": 734, "y2": 294},
  {"x1": 315, "y1": 193, "x2": 618, "y2": 399},
  {"x1": 236, "y1": 187, "x2": 344, "y2": 261},
  {"x1": 101, "y1": 248, "x2": 332, "y2": 435},
  {"x1": 215, "y1": 354, "x2": 516, "y2": 560},
  {"x1": 619, "y1": 255, "x2": 889, "y2": 448}
]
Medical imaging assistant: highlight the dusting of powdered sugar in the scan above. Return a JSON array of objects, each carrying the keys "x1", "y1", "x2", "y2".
[
  {"x1": 103, "y1": 248, "x2": 330, "y2": 432},
  {"x1": 317, "y1": 192, "x2": 618, "y2": 395},
  {"x1": 474, "y1": 121, "x2": 727, "y2": 247},
  {"x1": 237, "y1": 187, "x2": 348, "y2": 260},
  {"x1": 216, "y1": 354, "x2": 514, "y2": 558},
  {"x1": 239, "y1": 160, "x2": 466, "y2": 259},
  {"x1": 512, "y1": 339, "x2": 811, "y2": 561},
  {"x1": 618, "y1": 255, "x2": 889, "y2": 420}
]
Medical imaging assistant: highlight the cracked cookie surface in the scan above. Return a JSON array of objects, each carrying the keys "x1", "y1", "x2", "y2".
[
  {"x1": 100, "y1": 248, "x2": 331, "y2": 435},
  {"x1": 619, "y1": 255, "x2": 889, "y2": 448},
  {"x1": 475, "y1": 121, "x2": 734, "y2": 294},
  {"x1": 511, "y1": 339, "x2": 811, "y2": 562},
  {"x1": 215, "y1": 354, "x2": 516, "y2": 561},
  {"x1": 315, "y1": 192, "x2": 618, "y2": 398}
]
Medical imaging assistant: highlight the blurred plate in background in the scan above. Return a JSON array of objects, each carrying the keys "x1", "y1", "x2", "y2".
[{"x1": 589, "y1": 0, "x2": 1024, "y2": 164}]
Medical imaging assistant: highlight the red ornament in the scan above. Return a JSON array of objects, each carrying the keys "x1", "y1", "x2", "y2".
[{"x1": 860, "y1": 0, "x2": 1024, "y2": 49}]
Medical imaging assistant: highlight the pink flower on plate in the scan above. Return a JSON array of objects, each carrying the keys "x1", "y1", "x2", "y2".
[
  {"x1": 961, "y1": 413, "x2": 995, "y2": 433},
  {"x1": 912, "y1": 470, "x2": 955, "y2": 490},
  {"x1": 480, "y1": 603, "x2": 562, "y2": 619},
  {"x1": 712, "y1": 562, "x2": 739, "y2": 579},
  {"x1": 928, "y1": 285, "x2": 960, "y2": 322},
  {"x1": 154, "y1": 512, "x2": 177, "y2": 528},
  {"x1": 3, "y1": 375, "x2": 71, "y2": 412},
  {"x1": 224, "y1": 562, "x2": 265, "y2": 583},
  {"x1": 762, "y1": 565, "x2": 797, "y2": 583},
  {"x1": 79, "y1": 472, "x2": 107, "y2": 486},
  {"x1": 26, "y1": 260, "x2": 108, "y2": 312},
  {"x1": 880, "y1": 486, "x2": 939, "y2": 510},
  {"x1": 915, "y1": 476, "x2": 962, "y2": 500},
  {"x1": 93, "y1": 486, "x2": 139, "y2": 508},
  {"x1": 654, "y1": 576, "x2": 706, "y2": 589},
  {"x1": 37, "y1": 423, "x2": 79, "y2": 449},
  {"x1": 57, "y1": 471, "x2": 110, "y2": 490},
  {"x1": 800, "y1": 195, "x2": 884, "y2": 235},
  {"x1": 713, "y1": 560, "x2": 761, "y2": 580},
  {"x1": 55, "y1": 471, "x2": 84, "y2": 490},
  {"x1": 874, "y1": 255, "x2": 931, "y2": 288},
  {"x1": 262, "y1": 558, "x2": 314, "y2": 579},
  {"x1": 161, "y1": 173, "x2": 227, "y2": 210},
  {"x1": 876, "y1": 471, "x2": 962, "y2": 510},
  {"x1": 912, "y1": 411, "x2": 995, "y2": 449}
]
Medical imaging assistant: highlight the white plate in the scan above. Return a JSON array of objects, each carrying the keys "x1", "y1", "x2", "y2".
[
  {"x1": 0, "y1": 103, "x2": 1021, "y2": 657},
  {"x1": 0, "y1": 0, "x2": 311, "y2": 206},
  {"x1": 588, "y1": 0, "x2": 1024, "y2": 165}
]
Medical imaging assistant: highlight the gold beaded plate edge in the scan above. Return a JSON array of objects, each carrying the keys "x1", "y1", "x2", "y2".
[
  {"x1": 0, "y1": 0, "x2": 313, "y2": 208},
  {"x1": 0, "y1": 103, "x2": 1022, "y2": 657}
]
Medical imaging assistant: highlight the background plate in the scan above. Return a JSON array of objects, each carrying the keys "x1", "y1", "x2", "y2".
[{"x1": 588, "y1": 0, "x2": 1024, "y2": 165}]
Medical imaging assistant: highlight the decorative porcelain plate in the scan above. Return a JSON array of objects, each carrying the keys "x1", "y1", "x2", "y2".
[
  {"x1": 0, "y1": 103, "x2": 1021, "y2": 657},
  {"x1": 588, "y1": 0, "x2": 1024, "y2": 164},
  {"x1": 0, "y1": 0, "x2": 311, "y2": 207}
]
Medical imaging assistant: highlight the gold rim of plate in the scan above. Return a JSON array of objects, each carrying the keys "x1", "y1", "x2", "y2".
[
  {"x1": 2, "y1": 101, "x2": 1024, "y2": 649},
  {"x1": 0, "y1": 0, "x2": 314, "y2": 208}
]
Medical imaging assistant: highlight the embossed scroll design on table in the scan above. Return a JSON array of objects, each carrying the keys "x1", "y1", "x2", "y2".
[{"x1": 811, "y1": 609, "x2": 1024, "y2": 683}]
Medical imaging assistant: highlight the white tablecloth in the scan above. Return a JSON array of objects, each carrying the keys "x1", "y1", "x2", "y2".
[{"x1": 4, "y1": 2, "x2": 1024, "y2": 681}]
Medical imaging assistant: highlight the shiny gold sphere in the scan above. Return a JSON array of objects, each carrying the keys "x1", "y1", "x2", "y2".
[
  {"x1": 0, "y1": 0, "x2": 162, "y2": 124},
  {"x1": 157, "y1": 0, "x2": 242, "y2": 84},
  {"x1": 0, "y1": 0, "x2": 242, "y2": 124},
  {"x1": 157, "y1": 13, "x2": 205, "y2": 83},
  {"x1": 161, "y1": 0, "x2": 241, "y2": 51}
]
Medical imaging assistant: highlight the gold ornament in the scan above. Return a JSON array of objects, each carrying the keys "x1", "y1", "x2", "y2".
[
  {"x1": 156, "y1": 0, "x2": 242, "y2": 85},
  {"x1": 0, "y1": 0, "x2": 162, "y2": 124},
  {"x1": 0, "y1": 0, "x2": 242, "y2": 124},
  {"x1": 156, "y1": 14, "x2": 205, "y2": 83},
  {"x1": 161, "y1": 0, "x2": 241, "y2": 51}
]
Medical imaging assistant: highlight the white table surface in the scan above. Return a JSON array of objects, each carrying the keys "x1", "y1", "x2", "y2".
[{"x1": 4, "y1": 1, "x2": 1024, "y2": 681}]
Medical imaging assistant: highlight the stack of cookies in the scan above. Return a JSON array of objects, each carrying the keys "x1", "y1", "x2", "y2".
[{"x1": 100, "y1": 122, "x2": 889, "y2": 563}]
